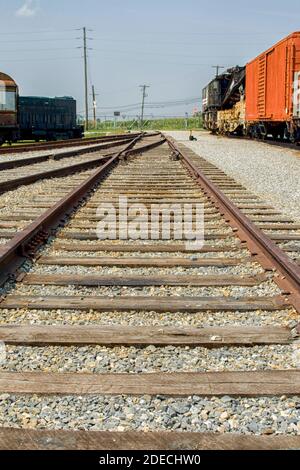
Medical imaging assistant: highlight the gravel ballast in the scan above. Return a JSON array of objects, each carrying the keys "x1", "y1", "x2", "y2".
[
  {"x1": 0, "y1": 141, "x2": 299, "y2": 439},
  {"x1": 0, "y1": 151, "x2": 111, "y2": 184},
  {"x1": 0, "y1": 394, "x2": 299, "y2": 434},
  {"x1": 166, "y1": 131, "x2": 300, "y2": 222},
  {"x1": 1, "y1": 344, "x2": 299, "y2": 373},
  {"x1": 0, "y1": 143, "x2": 118, "y2": 163},
  {"x1": 24, "y1": 262, "x2": 266, "y2": 277},
  {"x1": 0, "y1": 308, "x2": 297, "y2": 328},
  {"x1": 0, "y1": 170, "x2": 93, "y2": 215},
  {"x1": 10, "y1": 279, "x2": 281, "y2": 298}
]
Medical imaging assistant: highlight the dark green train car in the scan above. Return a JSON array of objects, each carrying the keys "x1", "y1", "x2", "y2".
[{"x1": 19, "y1": 96, "x2": 83, "y2": 141}]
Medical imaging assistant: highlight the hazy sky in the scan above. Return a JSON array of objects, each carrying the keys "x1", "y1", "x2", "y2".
[{"x1": 0, "y1": 0, "x2": 299, "y2": 118}]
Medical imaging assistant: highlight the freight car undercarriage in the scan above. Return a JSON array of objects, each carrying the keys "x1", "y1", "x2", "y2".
[
  {"x1": 216, "y1": 100, "x2": 300, "y2": 142},
  {"x1": 20, "y1": 128, "x2": 83, "y2": 142},
  {"x1": 0, "y1": 128, "x2": 19, "y2": 146},
  {"x1": 243, "y1": 119, "x2": 300, "y2": 143},
  {"x1": 215, "y1": 119, "x2": 300, "y2": 143}
]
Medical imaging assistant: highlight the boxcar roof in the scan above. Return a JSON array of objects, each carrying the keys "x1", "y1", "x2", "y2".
[{"x1": 246, "y1": 31, "x2": 300, "y2": 66}]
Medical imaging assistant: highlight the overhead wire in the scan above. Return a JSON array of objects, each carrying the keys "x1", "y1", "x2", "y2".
[{"x1": 0, "y1": 28, "x2": 79, "y2": 35}]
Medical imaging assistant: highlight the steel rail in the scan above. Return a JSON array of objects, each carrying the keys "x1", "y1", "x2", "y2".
[
  {"x1": 0, "y1": 134, "x2": 163, "y2": 194},
  {"x1": 0, "y1": 134, "x2": 165, "y2": 194},
  {"x1": 164, "y1": 135, "x2": 300, "y2": 312},
  {"x1": 0, "y1": 132, "x2": 143, "y2": 155},
  {"x1": 0, "y1": 136, "x2": 140, "y2": 172},
  {"x1": 0, "y1": 153, "x2": 116, "y2": 194},
  {"x1": 0, "y1": 132, "x2": 160, "y2": 155},
  {"x1": 0, "y1": 135, "x2": 165, "y2": 282}
]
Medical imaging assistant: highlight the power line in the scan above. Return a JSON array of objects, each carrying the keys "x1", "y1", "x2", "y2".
[
  {"x1": 0, "y1": 28, "x2": 286, "y2": 38},
  {"x1": 99, "y1": 96, "x2": 201, "y2": 111},
  {"x1": 0, "y1": 47, "x2": 79, "y2": 53},
  {"x1": 96, "y1": 30, "x2": 287, "y2": 36},
  {"x1": 91, "y1": 47, "x2": 246, "y2": 59},
  {"x1": 0, "y1": 38, "x2": 78, "y2": 43},
  {"x1": 0, "y1": 28, "x2": 79, "y2": 35},
  {"x1": 0, "y1": 56, "x2": 82, "y2": 63},
  {"x1": 100, "y1": 102, "x2": 141, "y2": 110},
  {"x1": 93, "y1": 114, "x2": 200, "y2": 118},
  {"x1": 147, "y1": 96, "x2": 200, "y2": 104},
  {"x1": 92, "y1": 37, "x2": 278, "y2": 47},
  {"x1": 88, "y1": 53, "x2": 234, "y2": 67}
]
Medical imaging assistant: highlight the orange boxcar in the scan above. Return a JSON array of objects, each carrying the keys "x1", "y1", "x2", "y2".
[{"x1": 245, "y1": 32, "x2": 300, "y2": 141}]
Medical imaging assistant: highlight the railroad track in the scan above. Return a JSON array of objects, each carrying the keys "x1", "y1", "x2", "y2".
[
  {"x1": 0, "y1": 134, "x2": 299, "y2": 450},
  {"x1": 0, "y1": 134, "x2": 163, "y2": 194},
  {"x1": 0, "y1": 132, "x2": 145, "y2": 155},
  {"x1": 0, "y1": 133, "x2": 159, "y2": 174}
]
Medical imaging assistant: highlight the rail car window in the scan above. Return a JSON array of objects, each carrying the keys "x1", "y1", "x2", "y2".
[{"x1": 0, "y1": 89, "x2": 17, "y2": 111}]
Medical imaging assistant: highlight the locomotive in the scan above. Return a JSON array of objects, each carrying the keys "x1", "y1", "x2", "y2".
[
  {"x1": 202, "y1": 66, "x2": 245, "y2": 134},
  {"x1": 202, "y1": 32, "x2": 300, "y2": 143},
  {"x1": 0, "y1": 72, "x2": 83, "y2": 145}
]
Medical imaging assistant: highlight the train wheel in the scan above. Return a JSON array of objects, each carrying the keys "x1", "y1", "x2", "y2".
[
  {"x1": 288, "y1": 126, "x2": 296, "y2": 143},
  {"x1": 252, "y1": 127, "x2": 260, "y2": 140},
  {"x1": 275, "y1": 132, "x2": 284, "y2": 142},
  {"x1": 283, "y1": 126, "x2": 290, "y2": 142}
]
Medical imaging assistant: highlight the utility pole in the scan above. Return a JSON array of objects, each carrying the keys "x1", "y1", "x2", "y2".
[
  {"x1": 91, "y1": 85, "x2": 98, "y2": 129},
  {"x1": 212, "y1": 65, "x2": 225, "y2": 77},
  {"x1": 83, "y1": 27, "x2": 89, "y2": 131},
  {"x1": 140, "y1": 85, "x2": 150, "y2": 130}
]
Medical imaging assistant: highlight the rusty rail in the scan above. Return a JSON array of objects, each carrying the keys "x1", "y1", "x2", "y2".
[
  {"x1": 0, "y1": 136, "x2": 141, "y2": 172},
  {"x1": 0, "y1": 153, "x2": 116, "y2": 194},
  {"x1": 0, "y1": 132, "x2": 160, "y2": 155},
  {"x1": 0, "y1": 135, "x2": 165, "y2": 282},
  {"x1": 0, "y1": 132, "x2": 145, "y2": 155},
  {"x1": 164, "y1": 135, "x2": 300, "y2": 312},
  {"x1": 0, "y1": 134, "x2": 163, "y2": 194}
]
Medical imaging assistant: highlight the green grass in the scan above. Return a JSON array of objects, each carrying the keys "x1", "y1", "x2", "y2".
[
  {"x1": 1, "y1": 140, "x2": 38, "y2": 147},
  {"x1": 1, "y1": 117, "x2": 201, "y2": 147},
  {"x1": 82, "y1": 116, "x2": 203, "y2": 133}
]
